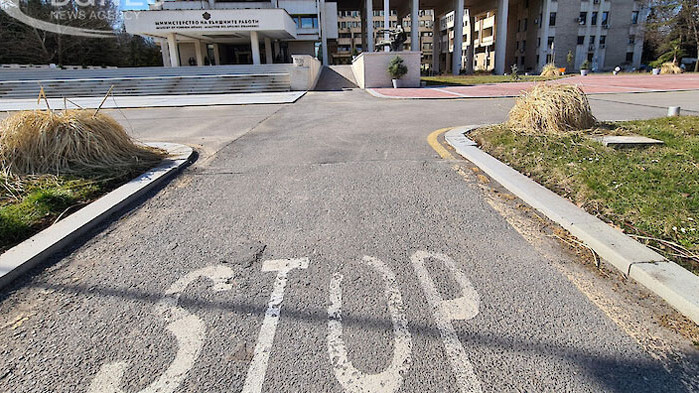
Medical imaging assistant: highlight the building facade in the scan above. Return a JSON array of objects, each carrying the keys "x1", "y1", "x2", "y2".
[
  {"x1": 124, "y1": 0, "x2": 339, "y2": 67},
  {"x1": 333, "y1": 10, "x2": 434, "y2": 69},
  {"x1": 123, "y1": 0, "x2": 648, "y2": 75},
  {"x1": 433, "y1": 0, "x2": 648, "y2": 74}
]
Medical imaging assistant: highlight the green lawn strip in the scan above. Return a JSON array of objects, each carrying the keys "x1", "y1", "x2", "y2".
[
  {"x1": 421, "y1": 74, "x2": 570, "y2": 86},
  {"x1": 470, "y1": 116, "x2": 699, "y2": 275},
  {"x1": 0, "y1": 175, "x2": 124, "y2": 252}
]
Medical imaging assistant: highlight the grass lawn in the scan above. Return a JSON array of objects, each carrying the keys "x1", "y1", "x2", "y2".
[
  {"x1": 470, "y1": 116, "x2": 699, "y2": 274},
  {"x1": 422, "y1": 74, "x2": 570, "y2": 86},
  {"x1": 0, "y1": 175, "x2": 127, "y2": 252}
]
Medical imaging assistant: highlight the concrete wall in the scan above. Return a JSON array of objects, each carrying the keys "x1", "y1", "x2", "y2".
[
  {"x1": 290, "y1": 55, "x2": 322, "y2": 90},
  {"x1": 351, "y1": 51, "x2": 421, "y2": 88}
]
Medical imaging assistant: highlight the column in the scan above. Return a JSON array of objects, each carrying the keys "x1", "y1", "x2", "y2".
[
  {"x1": 538, "y1": 0, "x2": 551, "y2": 71},
  {"x1": 465, "y1": 11, "x2": 475, "y2": 73},
  {"x1": 452, "y1": 0, "x2": 464, "y2": 75},
  {"x1": 167, "y1": 33, "x2": 179, "y2": 67},
  {"x1": 411, "y1": 0, "x2": 419, "y2": 52},
  {"x1": 383, "y1": 0, "x2": 390, "y2": 51},
  {"x1": 250, "y1": 31, "x2": 261, "y2": 65},
  {"x1": 319, "y1": 0, "x2": 329, "y2": 64},
  {"x1": 213, "y1": 43, "x2": 221, "y2": 65},
  {"x1": 194, "y1": 40, "x2": 204, "y2": 66},
  {"x1": 494, "y1": 0, "x2": 509, "y2": 74},
  {"x1": 366, "y1": 0, "x2": 374, "y2": 52},
  {"x1": 360, "y1": 7, "x2": 367, "y2": 53},
  {"x1": 160, "y1": 39, "x2": 171, "y2": 67},
  {"x1": 264, "y1": 37, "x2": 273, "y2": 64},
  {"x1": 432, "y1": 12, "x2": 440, "y2": 74}
]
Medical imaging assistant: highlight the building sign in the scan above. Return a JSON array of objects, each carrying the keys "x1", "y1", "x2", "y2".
[
  {"x1": 152, "y1": 13, "x2": 260, "y2": 31},
  {"x1": 123, "y1": 9, "x2": 297, "y2": 38}
]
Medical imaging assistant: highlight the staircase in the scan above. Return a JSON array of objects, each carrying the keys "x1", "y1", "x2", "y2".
[
  {"x1": 313, "y1": 65, "x2": 357, "y2": 91},
  {"x1": 0, "y1": 66, "x2": 293, "y2": 99}
]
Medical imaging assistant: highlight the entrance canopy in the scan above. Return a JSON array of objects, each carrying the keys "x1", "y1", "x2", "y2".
[{"x1": 123, "y1": 9, "x2": 298, "y2": 41}]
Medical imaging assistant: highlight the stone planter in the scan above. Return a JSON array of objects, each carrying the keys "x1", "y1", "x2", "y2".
[
  {"x1": 652, "y1": 68, "x2": 661, "y2": 75},
  {"x1": 392, "y1": 78, "x2": 402, "y2": 88},
  {"x1": 580, "y1": 69, "x2": 589, "y2": 76}
]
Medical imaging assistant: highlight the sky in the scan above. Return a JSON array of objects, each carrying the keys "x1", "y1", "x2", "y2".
[{"x1": 118, "y1": 0, "x2": 152, "y2": 11}]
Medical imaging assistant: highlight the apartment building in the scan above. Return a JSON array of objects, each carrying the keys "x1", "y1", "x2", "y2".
[
  {"x1": 433, "y1": 0, "x2": 648, "y2": 74},
  {"x1": 332, "y1": 10, "x2": 435, "y2": 69}
]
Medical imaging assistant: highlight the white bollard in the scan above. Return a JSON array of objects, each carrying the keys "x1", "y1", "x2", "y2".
[{"x1": 668, "y1": 106, "x2": 681, "y2": 116}]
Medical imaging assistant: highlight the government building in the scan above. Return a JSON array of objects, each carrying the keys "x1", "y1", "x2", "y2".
[{"x1": 123, "y1": 0, "x2": 648, "y2": 75}]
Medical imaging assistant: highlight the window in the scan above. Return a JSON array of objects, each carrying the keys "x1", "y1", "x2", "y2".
[
  {"x1": 537, "y1": 37, "x2": 540, "y2": 47},
  {"x1": 523, "y1": 18, "x2": 528, "y2": 31},
  {"x1": 521, "y1": 56, "x2": 525, "y2": 65},
  {"x1": 631, "y1": 11, "x2": 639, "y2": 24},
  {"x1": 591, "y1": 12, "x2": 598, "y2": 25},
  {"x1": 549, "y1": 12, "x2": 556, "y2": 26},
  {"x1": 522, "y1": 40, "x2": 526, "y2": 50},
  {"x1": 340, "y1": 22, "x2": 346, "y2": 28},
  {"x1": 516, "y1": 41, "x2": 520, "y2": 50},
  {"x1": 547, "y1": 36, "x2": 554, "y2": 48},
  {"x1": 579, "y1": 12, "x2": 587, "y2": 25},
  {"x1": 628, "y1": 34, "x2": 635, "y2": 44},
  {"x1": 589, "y1": 35, "x2": 595, "y2": 44},
  {"x1": 626, "y1": 52, "x2": 634, "y2": 62},
  {"x1": 600, "y1": 35, "x2": 606, "y2": 45},
  {"x1": 577, "y1": 36, "x2": 585, "y2": 45},
  {"x1": 294, "y1": 15, "x2": 318, "y2": 29}
]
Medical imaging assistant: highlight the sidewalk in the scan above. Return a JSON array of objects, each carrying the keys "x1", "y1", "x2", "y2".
[
  {"x1": 0, "y1": 91, "x2": 305, "y2": 111},
  {"x1": 369, "y1": 74, "x2": 699, "y2": 99}
]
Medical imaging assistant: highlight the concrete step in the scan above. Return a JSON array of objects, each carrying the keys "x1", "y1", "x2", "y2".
[{"x1": 0, "y1": 73, "x2": 291, "y2": 98}]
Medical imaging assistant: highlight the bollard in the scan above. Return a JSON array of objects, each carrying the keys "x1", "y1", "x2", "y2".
[{"x1": 668, "y1": 106, "x2": 681, "y2": 117}]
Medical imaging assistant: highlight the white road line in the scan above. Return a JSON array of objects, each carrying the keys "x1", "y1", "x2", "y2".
[
  {"x1": 328, "y1": 256, "x2": 413, "y2": 393},
  {"x1": 88, "y1": 265, "x2": 234, "y2": 393},
  {"x1": 410, "y1": 251, "x2": 483, "y2": 393},
  {"x1": 241, "y1": 258, "x2": 309, "y2": 393}
]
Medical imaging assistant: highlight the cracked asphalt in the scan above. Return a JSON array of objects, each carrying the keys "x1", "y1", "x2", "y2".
[{"x1": 0, "y1": 90, "x2": 697, "y2": 392}]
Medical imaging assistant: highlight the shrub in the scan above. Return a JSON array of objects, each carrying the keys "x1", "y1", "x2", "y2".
[
  {"x1": 540, "y1": 63, "x2": 561, "y2": 77},
  {"x1": 580, "y1": 60, "x2": 591, "y2": 70},
  {"x1": 0, "y1": 110, "x2": 166, "y2": 177},
  {"x1": 660, "y1": 62, "x2": 683, "y2": 74},
  {"x1": 506, "y1": 83, "x2": 596, "y2": 133},
  {"x1": 388, "y1": 56, "x2": 408, "y2": 79}
]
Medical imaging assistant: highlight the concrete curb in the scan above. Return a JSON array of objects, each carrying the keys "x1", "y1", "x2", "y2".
[
  {"x1": 445, "y1": 126, "x2": 699, "y2": 325},
  {"x1": 0, "y1": 143, "x2": 194, "y2": 290},
  {"x1": 367, "y1": 87, "x2": 699, "y2": 100}
]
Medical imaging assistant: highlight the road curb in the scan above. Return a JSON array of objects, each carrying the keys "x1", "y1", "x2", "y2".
[
  {"x1": 444, "y1": 126, "x2": 699, "y2": 325},
  {"x1": 0, "y1": 143, "x2": 194, "y2": 290}
]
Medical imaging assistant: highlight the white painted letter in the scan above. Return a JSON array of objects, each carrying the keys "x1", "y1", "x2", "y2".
[
  {"x1": 88, "y1": 265, "x2": 235, "y2": 393},
  {"x1": 411, "y1": 251, "x2": 482, "y2": 393},
  {"x1": 328, "y1": 256, "x2": 413, "y2": 393},
  {"x1": 241, "y1": 258, "x2": 309, "y2": 393}
]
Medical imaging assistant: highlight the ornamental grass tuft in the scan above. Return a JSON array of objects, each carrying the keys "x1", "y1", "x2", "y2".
[
  {"x1": 0, "y1": 109, "x2": 165, "y2": 178},
  {"x1": 506, "y1": 83, "x2": 596, "y2": 133}
]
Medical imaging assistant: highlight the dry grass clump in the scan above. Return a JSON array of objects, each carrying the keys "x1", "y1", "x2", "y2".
[
  {"x1": 0, "y1": 110, "x2": 166, "y2": 178},
  {"x1": 660, "y1": 62, "x2": 683, "y2": 74},
  {"x1": 507, "y1": 83, "x2": 597, "y2": 133},
  {"x1": 540, "y1": 63, "x2": 562, "y2": 77}
]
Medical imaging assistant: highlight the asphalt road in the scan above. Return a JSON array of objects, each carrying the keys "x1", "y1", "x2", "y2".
[{"x1": 0, "y1": 90, "x2": 698, "y2": 392}]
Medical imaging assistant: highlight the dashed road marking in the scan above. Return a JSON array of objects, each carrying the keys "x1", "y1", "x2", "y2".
[{"x1": 327, "y1": 256, "x2": 413, "y2": 393}]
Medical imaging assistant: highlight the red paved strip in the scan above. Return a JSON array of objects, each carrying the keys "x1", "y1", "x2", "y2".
[{"x1": 372, "y1": 74, "x2": 699, "y2": 99}]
